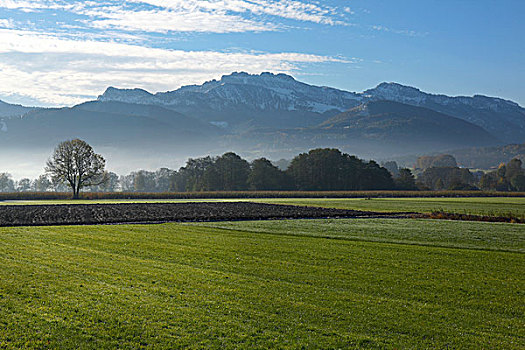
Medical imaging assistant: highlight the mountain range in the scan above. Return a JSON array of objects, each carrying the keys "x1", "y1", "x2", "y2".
[{"x1": 1, "y1": 72, "x2": 524, "y2": 173}]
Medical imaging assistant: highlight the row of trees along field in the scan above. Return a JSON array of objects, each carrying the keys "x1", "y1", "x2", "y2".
[
  {"x1": 1, "y1": 139, "x2": 524, "y2": 194},
  {"x1": 0, "y1": 143, "x2": 413, "y2": 194},
  {"x1": 385, "y1": 154, "x2": 525, "y2": 191},
  {"x1": 127, "y1": 149, "x2": 401, "y2": 192}
]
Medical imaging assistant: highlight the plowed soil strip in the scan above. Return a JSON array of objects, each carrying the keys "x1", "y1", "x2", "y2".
[{"x1": 0, "y1": 202, "x2": 417, "y2": 227}]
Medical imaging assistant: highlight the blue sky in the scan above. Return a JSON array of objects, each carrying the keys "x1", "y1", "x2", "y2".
[{"x1": 0, "y1": 0, "x2": 523, "y2": 107}]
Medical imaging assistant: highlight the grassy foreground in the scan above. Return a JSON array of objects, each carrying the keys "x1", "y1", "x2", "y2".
[
  {"x1": 258, "y1": 197, "x2": 525, "y2": 218},
  {"x1": 0, "y1": 219, "x2": 523, "y2": 348}
]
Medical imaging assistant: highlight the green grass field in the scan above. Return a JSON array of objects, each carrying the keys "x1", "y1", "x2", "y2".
[
  {"x1": 3, "y1": 197, "x2": 525, "y2": 219},
  {"x1": 258, "y1": 197, "x2": 525, "y2": 219},
  {"x1": 1, "y1": 217, "x2": 523, "y2": 348}
]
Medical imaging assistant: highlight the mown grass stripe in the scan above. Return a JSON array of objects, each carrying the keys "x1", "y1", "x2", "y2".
[{"x1": 0, "y1": 219, "x2": 523, "y2": 348}]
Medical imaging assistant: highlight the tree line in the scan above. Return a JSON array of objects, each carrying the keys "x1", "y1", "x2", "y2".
[
  {"x1": 122, "y1": 149, "x2": 405, "y2": 192},
  {"x1": 1, "y1": 143, "x2": 414, "y2": 194},
  {"x1": 396, "y1": 155, "x2": 525, "y2": 191},
  {"x1": 2, "y1": 139, "x2": 523, "y2": 195}
]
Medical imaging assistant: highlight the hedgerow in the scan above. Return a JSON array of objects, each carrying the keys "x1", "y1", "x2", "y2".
[{"x1": 0, "y1": 190, "x2": 524, "y2": 201}]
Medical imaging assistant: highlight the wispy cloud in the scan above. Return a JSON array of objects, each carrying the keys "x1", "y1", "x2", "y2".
[
  {"x1": 124, "y1": 0, "x2": 345, "y2": 26},
  {"x1": 0, "y1": 0, "x2": 79, "y2": 12},
  {"x1": 343, "y1": 7, "x2": 354, "y2": 15},
  {"x1": 0, "y1": 18, "x2": 14, "y2": 28},
  {"x1": 371, "y1": 25, "x2": 427, "y2": 37},
  {"x1": 0, "y1": 29, "x2": 347, "y2": 106},
  {"x1": 0, "y1": 0, "x2": 348, "y2": 34},
  {"x1": 84, "y1": 6, "x2": 279, "y2": 34}
]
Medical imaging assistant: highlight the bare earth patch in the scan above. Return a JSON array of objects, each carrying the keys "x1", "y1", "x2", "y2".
[{"x1": 0, "y1": 202, "x2": 415, "y2": 226}]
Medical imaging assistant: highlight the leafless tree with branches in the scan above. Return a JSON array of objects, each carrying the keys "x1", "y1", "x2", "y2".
[{"x1": 46, "y1": 139, "x2": 107, "y2": 198}]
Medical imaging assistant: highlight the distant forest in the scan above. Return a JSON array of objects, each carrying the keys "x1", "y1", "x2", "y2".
[
  {"x1": 394, "y1": 143, "x2": 525, "y2": 170},
  {"x1": 1, "y1": 148, "x2": 524, "y2": 193},
  {"x1": 451, "y1": 143, "x2": 525, "y2": 169}
]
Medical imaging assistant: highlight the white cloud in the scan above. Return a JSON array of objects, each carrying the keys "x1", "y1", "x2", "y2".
[
  {"x1": 0, "y1": 0, "x2": 42, "y2": 10},
  {"x1": 0, "y1": 0, "x2": 347, "y2": 33},
  {"x1": 0, "y1": 29, "x2": 347, "y2": 106},
  {"x1": 0, "y1": 0, "x2": 77, "y2": 12},
  {"x1": 86, "y1": 7, "x2": 278, "y2": 33},
  {"x1": 371, "y1": 25, "x2": 426, "y2": 37},
  {"x1": 125, "y1": 0, "x2": 343, "y2": 25},
  {"x1": 0, "y1": 18, "x2": 14, "y2": 28}
]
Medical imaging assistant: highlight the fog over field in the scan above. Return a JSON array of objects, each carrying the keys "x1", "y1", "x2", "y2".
[
  {"x1": 1, "y1": 72, "x2": 523, "y2": 180},
  {"x1": 0, "y1": 149, "x2": 51, "y2": 179},
  {"x1": 1, "y1": 147, "x2": 203, "y2": 180}
]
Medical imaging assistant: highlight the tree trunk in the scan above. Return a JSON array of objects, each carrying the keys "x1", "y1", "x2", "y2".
[{"x1": 74, "y1": 182, "x2": 82, "y2": 199}]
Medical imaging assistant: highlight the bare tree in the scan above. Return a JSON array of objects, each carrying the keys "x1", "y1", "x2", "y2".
[{"x1": 46, "y1": 139, "x2": 107, "y2": 198}]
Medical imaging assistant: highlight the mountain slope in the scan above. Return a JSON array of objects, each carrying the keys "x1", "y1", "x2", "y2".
[
  {"x1": 364, "y1": 83, "x2": 525, "y2": 143},
  {"x1": 312, "y1": 100, "x2": 500, "y2": 152},
  {"x1": 75, "y1": 100, "x2": 220, "y2": 134},
  {"x1": 100, "y1": 72, "x2": 363, "y2": 114},
  {"x1": 0, "y1": 102, "x2": 222, "y2": 149},
  {"x1": 97, "y1": 72, "x2": 525, "y2": 143},
  {"x1": 0, "y1": 100, "x2": 37, "y2": 118},
  {"x1": 98, "y1": 72, "x2": 361, "y2": 131}
]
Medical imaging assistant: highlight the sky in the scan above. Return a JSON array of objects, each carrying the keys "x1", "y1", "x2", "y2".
[{"x1": 0, "y1": 0, "x2": 523, "y2": 107}]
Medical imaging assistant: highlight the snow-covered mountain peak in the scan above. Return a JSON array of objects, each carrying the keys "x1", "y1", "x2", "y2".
[
  {"x1": 146, "y1": 71, "x2": 363, "y2": 113},
  {"x1": 212, "y1": 72, "x2": 300, "y2": 93},
  {"x1": 366, "y1": 82, "x2": 521, "y2": 112},
  {"x1": 220, "y1": 71, "x2": 295, "y2": 83},
  {"x1": 93, "y1": 73, "x2": 524, "y2": 142},
  {"x1": 168, "y1": 72, "x2": 298, "y2": 96},
  {"x1": 365, "y1": 82, "x2": 427, "y2": 103},
  {"x1": 372, "y1": 82, "x2": 422, "y2": 94},
  {"x1": 98, "y1": 87, "x2": 156, "y2": 104}
]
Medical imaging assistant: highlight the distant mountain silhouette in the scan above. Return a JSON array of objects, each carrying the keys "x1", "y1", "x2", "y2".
[
  {"x1": 0, "y1": 100, "x2": 36, "y2": 118},
  {"x1": 1, "y1": 72, "x2": 523, "y2": 168},
  {"x1": 364, "y1": 82, "x2": 525, "y2": 143},
  {"x1": 97, "y1": 72, "x2": 525, "y2": 143},
  {"x1": 0, "y1": 101, "x2": 221, "y2": 152},
  {"x1": 312, "y1": 100, "x2": 499, "y2": 152}
]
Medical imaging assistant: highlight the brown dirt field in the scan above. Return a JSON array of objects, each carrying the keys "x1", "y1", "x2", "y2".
[{"x1": 0, "y1": 202, "x2": 415, "y2": 227}]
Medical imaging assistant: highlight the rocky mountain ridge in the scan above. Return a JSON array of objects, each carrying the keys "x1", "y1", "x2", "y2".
[
  {"x1": 99, "y1": 72, "x2": 364, "y2": 115},
  {"x1": 0, "y1": 100, "x2": 36, "y2": 118},
  {"x1": 1, "y1": 72, "x2": 524, "y2": 170},
  {"x1": 97, "y1": 72, "x2": 525, "y2": 142},
  {"x1": 364, "y1": 82, "x2": 524, "y2": 142}
]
